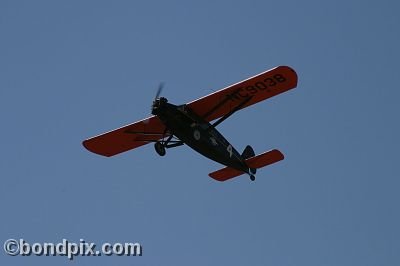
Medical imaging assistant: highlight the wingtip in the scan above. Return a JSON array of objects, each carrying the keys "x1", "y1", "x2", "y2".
[
  {"x1": 271, "y1": 148, "x2": 285, "y2": 160},
  {"x1": 82, "y1": 139, "x2": 91, "y2": 152},
  {"x1": 277, "y1": 65, "x2": 298, "y2": 87},
  {"x1": 208, "y1": 173, "x2": 225, "y2": 182},
  {"x1": 81, "y1": 139, "x2": 112, "y2": 157}
]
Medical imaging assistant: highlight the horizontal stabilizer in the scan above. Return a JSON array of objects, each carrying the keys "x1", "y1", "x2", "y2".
[
  {"x1": 246, "y1": 149, "x2": 284, "y2": 169},
  {"x1": 209, "y1": 149, "x2": 284, "y2": 181}
]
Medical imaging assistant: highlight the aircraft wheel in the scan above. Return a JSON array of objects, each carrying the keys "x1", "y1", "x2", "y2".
[
  {"x1": 250, "y1": 168, "x2": 257, "y2": 175},
  {"x1": 250, "y1": 175, "x2": 256, "y2": 181},
  {"x1": 154, "y1": 142, "x2": 166, "y2": 156}
]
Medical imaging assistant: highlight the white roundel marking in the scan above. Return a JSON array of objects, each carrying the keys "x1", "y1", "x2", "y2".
[{"x1": 193, "y1": 130, "x2": 201, "y2": 140}]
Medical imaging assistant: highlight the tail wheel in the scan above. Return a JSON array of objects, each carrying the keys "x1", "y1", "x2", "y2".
[
  {"x1": 250, "y1": 175, "x2": 256, "y2": 181},
  {"x1": 154, "y1": 141, "x2": 166, "y2": 156},
  {"x1": 249, "y1": 168, "x2": 257, "y2": 175}
]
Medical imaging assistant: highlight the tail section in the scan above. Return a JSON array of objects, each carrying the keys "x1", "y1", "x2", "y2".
[{"x1": 209, "y1": 149, "x2": 284, "y2": 182}]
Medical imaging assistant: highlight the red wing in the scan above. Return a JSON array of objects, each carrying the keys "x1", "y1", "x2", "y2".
[
  {"x1": 82, "y1": 116, "x2": 166, "y2": 157},
  {"x1": 187, "y1": 66, "x2": 298, "y2": 121}
]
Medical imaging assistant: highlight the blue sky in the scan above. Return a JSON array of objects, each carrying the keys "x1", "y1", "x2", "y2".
[{"x1": 1, "y1": 0, "x2": 399, "y2": 265}]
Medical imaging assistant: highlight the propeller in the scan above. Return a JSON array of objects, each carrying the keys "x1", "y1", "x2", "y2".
[
  {"x1": 154, "y1": 82, "x2": 164, "y2": 101},
  {"x1": 151, "y1": 82, "x2": 165, "y2": 115}
]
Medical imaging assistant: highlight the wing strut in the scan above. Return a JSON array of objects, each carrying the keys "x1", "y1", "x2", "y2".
[
  {"x1": 163, "y1": 134, "x2": 184, "y2": 148},
  {"x1": 210, "y1": 95, "x2": 253, "y2": 129},
  {"x1": 201, "y1": 88, "x2": 242, "y2": 120}
]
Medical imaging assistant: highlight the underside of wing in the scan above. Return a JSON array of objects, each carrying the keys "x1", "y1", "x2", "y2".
[
  {"x1": 82, "y1": 116, "x2": 167, "y2": 157},
  {"x1": 187, "y1": 66, "x2": 298, "y2": 121}
]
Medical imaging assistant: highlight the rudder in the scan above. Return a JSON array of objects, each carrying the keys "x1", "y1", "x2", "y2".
[{"x1": 242, "y1": 145, "x2": 256, "y2": 174}]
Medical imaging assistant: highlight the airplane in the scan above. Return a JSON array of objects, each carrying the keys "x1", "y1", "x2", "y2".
[{"x1": 82, "y1": 66, "x2": 298, "y2": 182}]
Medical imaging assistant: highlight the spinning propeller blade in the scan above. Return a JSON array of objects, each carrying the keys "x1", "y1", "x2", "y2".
[
  {"x1": 151, "y1": 82, "x2": 165, "y2": 113},
  {"x1": 154, "y1": 82, "x2": 164, "y2": 101}
]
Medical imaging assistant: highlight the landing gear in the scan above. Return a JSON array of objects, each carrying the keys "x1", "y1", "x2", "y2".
[
  {"x1": 250, "y1": 175, "x2": 256, "y2": 181},
  {"x1": 154, "y1": 141, "x2": 166, "y2": 156},
  {"x1": 153, "y1": 133, "x2": 184, "y2": 157}
]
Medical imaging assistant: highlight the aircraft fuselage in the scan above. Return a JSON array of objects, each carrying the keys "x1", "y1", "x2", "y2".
[{"x1": 152, "y1": 97, "x2": 250, "y2": 174}]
